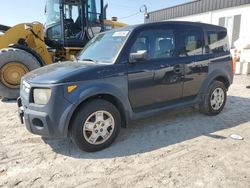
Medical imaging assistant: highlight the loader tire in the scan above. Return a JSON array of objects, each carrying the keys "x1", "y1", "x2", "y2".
[{"x1": 0, "y1": 48, "x2": 41, "y2": 100}]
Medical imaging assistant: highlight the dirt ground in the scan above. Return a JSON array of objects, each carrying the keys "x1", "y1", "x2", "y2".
[{"x1": 0, "y1": 75, "x2": 250, "y2": 188}]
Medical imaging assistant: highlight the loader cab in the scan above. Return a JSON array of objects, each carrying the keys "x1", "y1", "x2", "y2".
[{"x1": 44, "y1": 0, "x2": 104, "y2": 48}]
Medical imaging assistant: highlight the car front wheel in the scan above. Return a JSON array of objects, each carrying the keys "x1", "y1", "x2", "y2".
[{"x1": 70, "y1": 99, "x2": 121, "y2": 152}]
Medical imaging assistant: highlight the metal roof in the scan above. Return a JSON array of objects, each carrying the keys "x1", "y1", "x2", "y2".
[{"x1": 146, "y1": 0, "x2": 250, "y2": 23}]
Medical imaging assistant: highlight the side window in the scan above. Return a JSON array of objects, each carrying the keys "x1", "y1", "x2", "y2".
[
  {"x1": 64, "y1": 4, "x2": 81, "y2": 22},
  {"x1": 207, "y1": 31, "x2": 228, "y2": 54},
  {"x1": 71, "y1": 6, "x2": 80, "y2": 22},
  {"x1": 88, "y1": 0, "x2": 101, "y2": 23},
  {"x1": 179, "y1": 29, "x2": 204, "y2": 56},
  {"x1": 63, "y1": 2, "x2": 83, "y2": 40},
  {"x1": 154, "y1": 32, "x2": 175, "y2": 59},
  {"x1": 130, "y1": 36, "x2": 149, "y2": 53},
  {"x1": 129, "y1": 29, "x2": 176, "y2": 61}
]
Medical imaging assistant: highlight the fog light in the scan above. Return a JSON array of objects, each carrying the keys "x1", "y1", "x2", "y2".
[{"x1": 32, "y1": 118, "x2": 44, "y2": 129}]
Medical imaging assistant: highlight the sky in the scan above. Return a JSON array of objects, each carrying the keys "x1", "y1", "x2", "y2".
[{"x1": 0, "y1": 0, "x2": 190, "y2": 26}]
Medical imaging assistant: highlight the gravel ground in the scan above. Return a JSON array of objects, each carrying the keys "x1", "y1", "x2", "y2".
[{"x1": 0, "y1": 75, "x2": 250, "y2": 188}]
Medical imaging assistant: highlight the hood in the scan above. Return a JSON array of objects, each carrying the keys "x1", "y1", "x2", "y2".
[{"x1": 24, "y1": 61, "x2": 103, "y2": 84}]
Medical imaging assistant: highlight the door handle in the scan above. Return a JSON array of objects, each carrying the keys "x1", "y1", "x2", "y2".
[{"x1": 173, "y1": 64, "x2": 182, "y2": 73}]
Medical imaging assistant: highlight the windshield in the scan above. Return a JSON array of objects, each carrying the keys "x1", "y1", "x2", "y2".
[
  {"x1": 77, "y1": 30, "x2": 130, "y2": 64},
  {"x1": 45, "y1": 0, "x2": 60, "y2": 26}
]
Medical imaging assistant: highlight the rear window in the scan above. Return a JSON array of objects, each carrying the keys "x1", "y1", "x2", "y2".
[{"x1": 207, "y1": 30, "x2": 228, "y2": 54}]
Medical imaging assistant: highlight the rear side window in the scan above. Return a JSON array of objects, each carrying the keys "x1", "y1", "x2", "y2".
[
  {"x1": 178, "y1": 29, "x2": 204, "y2": 56},
  {"x1": 207, "y1": 30, "x2": 228, "y2": 54}
]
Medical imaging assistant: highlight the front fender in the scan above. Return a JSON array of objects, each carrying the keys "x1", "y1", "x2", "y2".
[
  {"x1": 77, "y1": 83, "x2": 131, "y2": 111},
  {"x1": 60, "y1": 80, "x2": 132, "y2": 137}
]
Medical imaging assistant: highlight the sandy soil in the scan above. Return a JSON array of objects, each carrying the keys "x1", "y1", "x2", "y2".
[{"x1": 0, "y1": 75, "x2": 250, "y2": 188}]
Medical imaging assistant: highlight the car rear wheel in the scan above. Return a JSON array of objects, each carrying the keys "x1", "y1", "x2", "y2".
[
  {"x1": 200, "y1": 81, "x2": 227, "y2": 116},
  {"x1": 70, "y1": 99, "x2": 121, "y2": 152}
]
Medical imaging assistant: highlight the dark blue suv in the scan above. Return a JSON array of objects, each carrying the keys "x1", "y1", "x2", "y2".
[{"x1": 18, "y1": 21, "x2": 233, "y2": 152}]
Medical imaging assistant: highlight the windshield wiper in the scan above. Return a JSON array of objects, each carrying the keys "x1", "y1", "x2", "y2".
[{"x1": 80, "y1": 58, "x2": 98, "y2": 63}]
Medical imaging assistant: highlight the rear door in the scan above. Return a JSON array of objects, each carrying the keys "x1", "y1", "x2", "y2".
[{"x1": 177, "y1": 25, "x2": 208, "y2": 98}]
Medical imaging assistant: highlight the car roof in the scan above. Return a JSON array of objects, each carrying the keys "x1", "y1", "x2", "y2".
[{"x1": 115, "y1": 21, "x2": 226, "y2": 32}]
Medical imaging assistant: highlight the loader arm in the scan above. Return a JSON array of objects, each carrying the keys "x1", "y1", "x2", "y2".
[{"x1": 0, "y1": 23, "x2": 52, "y2": 65}]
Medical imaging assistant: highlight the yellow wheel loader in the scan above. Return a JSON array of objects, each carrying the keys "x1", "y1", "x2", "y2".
[{"x1": 0, "y1": 0, "x2": 126, "y2": 99}]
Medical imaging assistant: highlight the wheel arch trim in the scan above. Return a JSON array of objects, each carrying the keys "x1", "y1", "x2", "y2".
[
  {"x1": 199, "y1": 69, "x2": 232, "y2": 98},
  {"x1": 59, "y1": 84, "x2": 132, "y2": 137}
]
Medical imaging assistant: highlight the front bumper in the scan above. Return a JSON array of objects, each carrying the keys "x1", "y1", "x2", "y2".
[
  {"x1": 17, "y1": 83, "x2": 74, "y2": 139},
  {"x1": 17, "y1": 97, "x2": 53, "y2": 137}
]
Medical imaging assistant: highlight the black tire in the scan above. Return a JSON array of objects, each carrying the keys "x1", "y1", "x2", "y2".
[
  {"x1": 0, "y1": 48, "x2": 41, "y2": 99},
  {"x1": 200, "y1": 81, "x2": 227, "y2": 116},
  {"x1": 71, "y1": 99, "x2": 121, "y2": 152}
]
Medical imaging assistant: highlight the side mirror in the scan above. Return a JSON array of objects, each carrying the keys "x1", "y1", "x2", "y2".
[{"x1": 129, "y1": 50, "x2": 148, "y2": 63}]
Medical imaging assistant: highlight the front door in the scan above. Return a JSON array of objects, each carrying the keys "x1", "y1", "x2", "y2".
[
  {"x1": 126, "y1": 32, "x2": 155, "y2": 111},
  {"x1": 127, "y1": 28, "x2": 184, "y2": 111}
]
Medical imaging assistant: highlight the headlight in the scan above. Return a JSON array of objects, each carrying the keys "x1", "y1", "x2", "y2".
[{"x1": 33, "y1": 88, "x2": 51, "y2": 105}]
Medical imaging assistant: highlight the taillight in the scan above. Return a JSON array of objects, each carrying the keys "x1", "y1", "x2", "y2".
[{"x1": 232, "y1": 49, "x2": 238, "y2": 74}]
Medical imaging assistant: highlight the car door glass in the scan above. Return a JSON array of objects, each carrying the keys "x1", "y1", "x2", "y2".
[
  {"x1": 153, "y1": 31, "x2": 175, "y2": 59},
  {"x1": 179, "y1": 29, "x2": 204, "y2": 56},
  {"x1": 129, "y1": 30, "x2": 176, "y2": 62},
  {"x1": 131, "y1": 37, "x2": 148, "y2": 53}
]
